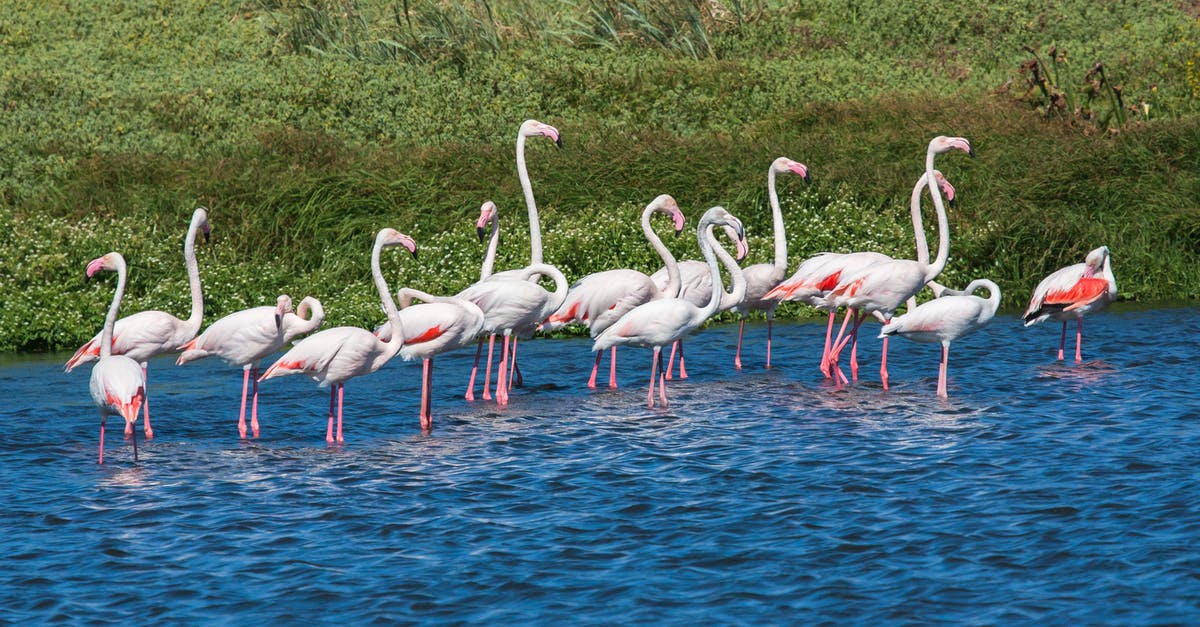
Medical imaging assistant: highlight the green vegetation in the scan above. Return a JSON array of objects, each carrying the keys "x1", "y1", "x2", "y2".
[{"x1": 1, "y1": 0, "x2": 1198, "y2": 352}]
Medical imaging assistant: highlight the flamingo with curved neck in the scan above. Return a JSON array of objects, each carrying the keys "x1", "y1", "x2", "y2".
[
  {"x1": 1022, "y1": 245, "x2": 1117, "y2": 362},
  {"x1": 85, "y1": 252, "x2": 146, "y2": 464}
]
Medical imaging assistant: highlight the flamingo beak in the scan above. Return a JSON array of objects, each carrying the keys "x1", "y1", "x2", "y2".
[
  {"x1": 477, "y1": 226, "x2": 486, "y2": 243},
  {"x1": 275, "y1": 313, "x2": 283, "y2": 331},
  {"x1": 555, "y1": 136, "x2": 564, "y2": 150},
  {"x1": 410, "y1": 249, "x2": 418, "y2": 260}
]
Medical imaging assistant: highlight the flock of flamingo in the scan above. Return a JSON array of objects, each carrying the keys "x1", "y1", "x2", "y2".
[{"x1": 69, "y1": 119, "x2": 1118, "y2": 463}]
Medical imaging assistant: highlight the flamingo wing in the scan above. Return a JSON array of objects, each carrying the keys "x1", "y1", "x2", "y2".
[
  {"x1": 397, "y1": 301, "x2": 485, "y2": 360},
  {"x1": 1022, "y1": 262, "x2": 1095, "y2": 324}
]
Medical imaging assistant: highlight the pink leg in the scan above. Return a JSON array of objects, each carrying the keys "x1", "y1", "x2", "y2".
[
  {"x1": 335, "y1": 383, "x2": 345, "y2": 443},
  {"x1": 496, "y1": 335, "x2": 510, "y2": 406},
  {"x1": 250, "y1": 367, "x2": 261, "y2": 438},
  {"x1": 820, "y1": 310, "x2": 836, "y2": 378},
  {"x1": 587, "y1": 350, "x2": 602, "y2": 388},
  {"x1": 657, "y1": 349, "x2": 668, "y2": 407},
  {"x1": 849, "y1": 311, "x2": 865, "y2": 382},
  {"x1": 483, "y1": 335, "x2": 496, "y2": 400},
  {"x1": 420, "y1": 358, "x2": 433, "y2": 432},
  {"x1": 647, "y1": 347, "x2": 661, "y2": 408},
  {"x1": 665, "y1": 341, "x2": 677, "y2": 380},
  {"x1": 508, "y1": 338, "x2": 519, "y2": 391},
  {"x1": 1057, "y1": 320, "x2": 1067, "y2": 361},
  {"x1": 608, "y1": 346, "x2": 618, "y2": 388},
  {"x1": 677, "y1": 340, "x2": 688, "y2": 379},
  {"x1": 880, "y1": 335, "x2": 889, "y2": 390},
  {"x1": 735, "y1": 319, "x2": 745, "y2": 370},
  {"x1": 141, "y1": 366, "x2": 153, "y2": 439},
  {"x1": 827, "y1": 309, "x2": 855, "y2": 379},
  {"x1": 937, "y1": 342, "x2": 949, "y2": 397},
  {"x1": 765, "y1": 316, "x2": 773, "y2": 369},
  {"x1": 98, "y1": 417, "x2": 106, "y2": 464},
  {"x1": 326, "y1": 387, "x2": 336, "y2": 443},
  {"x1": 238, "y1": 367, "x2": 251, "y2": 439},
  {"x1": 465, "y1": 337, "x2": 484, "y2": 400},
  {"x1": 1075, "y1": 317, "x2": 1084, "y2": 363}
]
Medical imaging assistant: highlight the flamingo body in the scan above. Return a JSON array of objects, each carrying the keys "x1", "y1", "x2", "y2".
[{"x1": 1022, "y1": 246, "x2": 1116, "y2": 362}]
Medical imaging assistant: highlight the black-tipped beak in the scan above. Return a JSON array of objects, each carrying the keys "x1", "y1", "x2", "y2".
[
  {"x1": 274, "y1": 313, "x2": 283, "y2": 331},
  {"x1": 967, "y1": 146, "x2": 976, "y2": 158},
  {"x1": 202, "y1": 230, "x2": 211, "y2": 244},
  {"x1": 803, "y1": 172, "x2": 812, "y2": 184},
  {"x1": 410, "y1": 250, "x2": 418, "y2": 260},
  {"x1": 674, "y1": 228, "x2": 683, "y2": 238},
  {"x1": 555, "y1": 136, "x2": 564, "y2": 150},
  {"x1": 477, "y1": 227, "x2": 486, "y2": 243},
  {"x1": 948, "y1": 198, "x2": 957, "y2": 209}
]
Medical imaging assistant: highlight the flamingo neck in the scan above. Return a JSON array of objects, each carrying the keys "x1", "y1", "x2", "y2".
[
  {"x1": 480, "y1": 216, "x2": 500, "y2": 281},
  {"x1": 516, "y1": 133, "x2": 543, "y2": 267},
  {"x1": 696, "y1": 222, "x2": 725, "y2": 322},
  {"x1": 284, "y1": 297, "x2": 325, "y2": 341},
  {"x1": 768, "y1": 167, "x2": 787, "y2": 275},
  {"x1": 371, "y1": 240, "x2": 403, "y2": 357},
  {"x1": 910, "y1": 172, "x2": 932, "y2": 265},
  {"x1": 516, "y1": 263, "x2": 570, "y2": 314},
  {"x1": 644, "y1": 207, "x2": 681, "y2": 298},
  {"x1": 712, "y1": 229, "x2": 747, "y2": 312},
  {"x1": 1102, "y1": 254, "x2": 1117, "y2": 295},
  {"x1": 100, "y1": 258, "x2": 127, "y2": 359},
  {"x1": 924, "y1": 148, "x2": 950, "y2": 281},
  {"x1": 183, "y1": 215, "x2": 204, "y2": 332}
]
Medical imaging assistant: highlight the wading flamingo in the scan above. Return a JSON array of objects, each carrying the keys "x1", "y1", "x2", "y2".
[
  {"x1": 1022, "y1": 245, "x2": 1117, "y2": 362},
  {"x1": 593, "y1": 206, "x2": 747, "y2": 409},
  {"x1": 176, "y1": 295, "x2": 325, "y2": 438},
  {"x1": 456, "y1": 262, "x2": 569, "y2": 405},
  {"x1": 258, "y1": 229, "x2": 415, "y2": 442},
  {"x1": 542, "y1": 194, "x2": 686, "y2": 388},
  {"x1": 821, "y1": 136, "x2": 974, "y2": 389},
  {"x1": 85, "y1": 252, "x2": 146, "y2": 464},
  {"x1": 733, "y1": 157, "x2": 810, "y2": 370},
  {"x1": 880, "y1": 279, "x2": 1001, "y2": 397},
  {"x1": 66, "y1": 207, "x2": 210, "y2": 439}
]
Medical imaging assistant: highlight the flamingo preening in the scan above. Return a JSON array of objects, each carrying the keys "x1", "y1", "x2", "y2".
[
  {"x1": 592, "y1": 206, "x2": 748, "y2": 409},
  {"x1": 85, "y1": 252, "x2": 146, "y2": 464},
  {"x1": 66, "y1": 207, "x2": 210, "y2": 439},
  {"x1": 1022, "y1": 246, "x2": 1117, "y2": 362},
  {"x1": 177, "y1": 295, "x2": 325, "y2": 438},
  {"x1": 542, "y1": 194, "x2": 686, "y2": 388}
]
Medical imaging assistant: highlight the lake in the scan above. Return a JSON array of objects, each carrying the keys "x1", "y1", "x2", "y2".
[{"x1": 1, "y1": 304, "x2": 1197, "y2": 623}]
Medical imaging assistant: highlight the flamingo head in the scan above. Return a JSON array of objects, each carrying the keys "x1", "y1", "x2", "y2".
[
  {"x1": 476, "y1": 200, "x2": 498, "y2": 242},
  {"x1": 932, "y1": 170, "x2": 957, "y2": 208},
  {"x1": 377, "y1": 228, "x2": 418, "y2": 259},
  {"x1": 193, "y1": 207, "x2": 212, "y2": 243},
  {"x1": 1084, "y1": 246, "x2": 1110, "y2": 273},
  {"x1": 721, "y1": 225, "x2": 750, "y2": 261},
  {"x1": 296, "y1": 296, "x2": 323, "y2": 323},
  {"x1": 85, "y1": 252, "x2": 124, "y2": 278},
  {"x1": 275, "y1": 295, "x2": 294, "y2": 330},
  {"x1": 773, "y1": 157, "x2": 811, "y2": 184},
  {"x1": 649, "y1": 194, "x2": 686, "y2": 237},
  {"x1": 521, "y1": 119, "x2": 563, "y2": 149},
  {"x1": 930, "y1": 135, "x2": 974, "y2": 158},
  {"x1": 701, "y1": 206, "x2": 747, "y2": 260}
]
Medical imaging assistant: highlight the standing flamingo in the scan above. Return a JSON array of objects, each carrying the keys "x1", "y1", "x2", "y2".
[
  {"x1": 820, "y1": 136, "x2": 974, "y2": 389},
  {"x1": 592, "y1": 207, "x2": 747, "y2": 408},
  {"x1": 733, "y1": 157, "x2": 811, "y2": 370},
  {"x1": 85, "y1": 252, "x2": 146, "y2": 464},
  {"x1": 176, "y1": 295, "x2": 325, "y2": 438},
  {"x1": 66, "y1": 207, "x2": 210, "y2": 439},
  {"x1": 1022, "y1": 246, "x2": 1117, "y2": 362},
  {"x1": 542, "y1": 194, "x2": 686, "y2": 388},
  {"x1": 880, "y1": 279, "x2": 1001, "y2": 397},
  {"x1": 258, "y1": 229, "x2": 415, "y2": 442},
  {"x1": 456, "y1": 262, "x2": 569, "y2": 405}
]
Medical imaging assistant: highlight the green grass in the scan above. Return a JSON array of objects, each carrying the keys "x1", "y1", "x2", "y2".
[{"x1": 1, "y1": 0, "x2": 1198, "y2": 352}]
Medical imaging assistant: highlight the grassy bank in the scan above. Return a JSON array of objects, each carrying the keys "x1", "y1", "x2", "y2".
[{"x1": 1, "y1": 1, "x2": 1198, "y2": 352}]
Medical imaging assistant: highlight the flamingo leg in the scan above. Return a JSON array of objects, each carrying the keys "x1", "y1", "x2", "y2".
[
  {"x1": 250, "y1": 366, "x2": 261, "y2": 438},
  {"x1": 647, "y1": 347, "x2": 659, "y2": 408},
  {"x1": 665, "y1": 340, "x2": 677, "y2": 381},
  {"x1": 1075, "y1": 317, "x2": 1084, "y2": 363},
  {"x1": 465, "y1": 336, "x2": 484, "y2": 400},
  {"x1": 827, "y1": 309, "x2": 855, "y2": 377},
  {"x1": 880, "y1": 320, "x2": 891, "y2": 390},
  {"x1": 420, "y1": 358, "x2": 433, "y2": 432},
  {"x1": 130, "y1": 419, "x2": 138, "y2": 463},
  {"x1": 1057, "y1": 320, "x2": 1067, "y2": 361},
  {"x1": 937, "y1": 342, "x2": 950, "y2": 397},
  {"x1": 588, "y1": 350, "x2": 602, "y2": 388},
  {"x1": 735, "y1": 319, "x2": 745, "y2": 370},
  {"x1": 849, "y1": 310, "x2": 866, "y2": 382},
  {"x1": 609, "y1": 346, "x2": 618, "y2": 389},
  {"x1": 765, "y1": 314, "x2": 773, "y2": 370},
  {"x1": 496, "y1": 335, "x2": 510, "y2": 406},
  {"x1": 98, "y1": 415, "x2": 106, "y2": 465},
  {"x1": 508, "y1": 338, "x2": 519, "y2": 391},
  {"x1": 820, "y1": 310, "x2": 836, "y2": 378},
  {"x1": 238, "y1": 366, "x2": 251, "y2": 439},
  {"x1": 483, "y1": 334, "x2": 496, "y2": 400},
  {"x1": 141, "y1": 366, "x2": 153, "y2": 440},
  {"x1": 657, "y1": 348, "x2": 668, "y2": 407},
  {"x1": 677, "y1": 340, "x2": 688, "y2": 379},
  {"x1": 325, "y1": 386, "x2": 336, "y2": 443},
  {"x1": 335, "y1": 383, "x2": 345, "y2": 443}
]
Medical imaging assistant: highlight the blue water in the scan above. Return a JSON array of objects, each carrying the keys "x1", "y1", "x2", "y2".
[{"x1": 1, "y1": 305, "x2": 1198, "y2": 623}]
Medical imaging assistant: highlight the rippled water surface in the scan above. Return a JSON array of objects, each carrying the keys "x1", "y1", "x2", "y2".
[{"x1": 2, "y1": 305, "x2": 1198, "y2": 623}]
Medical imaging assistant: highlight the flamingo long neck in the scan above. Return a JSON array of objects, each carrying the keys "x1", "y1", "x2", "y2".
[
  {"x1": 910, "y1": 172, "x2": 932, "y2": 265},
  {"x1": 696, "y1": 223, "x2": 725, "y2": 323},
  {"x1": 973, "y1": 279, "x2": 1002, "y2": 314},
  {"x1": 923, "y1": 148, "x2": 951, "y2": 282},
  {"x1": 284, "y1": 297, "x2": 325, "y2": 341},
  {"x1": 768, "y1": 166, "x2": 787, "y2": 275},
  {"x1": 183, "y1": 215, "x2": 204, "y2": 331},
  {"x1": 1102, "y1": 254, "x2": 1117, "y2": 294},
  {"x1": 100, "y1": 258, "x2": 127, "y2": 359},
  {"x1": 516, "y1": 133, "x2": 543, "y2": 267},
  {"x1": 480, "y1": 215, "x2": 500, "y2": 281},
  {"x1": 711, "y1": 230, "x2": 747, "y2": 312},
  {"x1": 517, "y1": 263, "x2": 570, "y2": 314},
  {"x1": 371, "y1": 240, "x2": 403, "y2": 358},
  {"x1": 644, "y1": 208, "x2": 681, "y2": 298}
]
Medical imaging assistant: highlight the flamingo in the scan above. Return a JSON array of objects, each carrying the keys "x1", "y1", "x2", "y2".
[
  {"x1": 456, "y1": 262, "x2": 569, "y2": 405},
  {"x1": 1022, "y1": 245, "x2": 1117, "y2": 362},
  {"x1": 650, "y1": 223, "x2": 749, "y2": 380},
  {"x1": 176, "y1": 295, "x2": 325, "y2": 438},
  {"x1": 592, "y1": 206, "x2": 748, "y2": 408},
  {"x1": 764, "y1": 170, "x2": 957, "y2": 379},
  {"x1": 541, "y1": 194, "x2": 686, "y2": 389},
  {"x1": 372, "y1": 288, "x2": 485, "y2": 430},
  {"x1": 86, "y1": 252, "x2": 146, "y2": 464},
  {"x1": 820, "y1": 136, "x2": 974, "y2": 388},
  {"x1": 879, "y1": 279, "x2": 1001, "y2": 397},
  {"x1": 65, "y1": 207, "x2": 210, "y2": 439},
  {"x1": 258, "y1": 229, "x2": 415, "y2": 441},
  {"x1": 732, "y1": 157, "x2": 811, "y2": 370}
]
